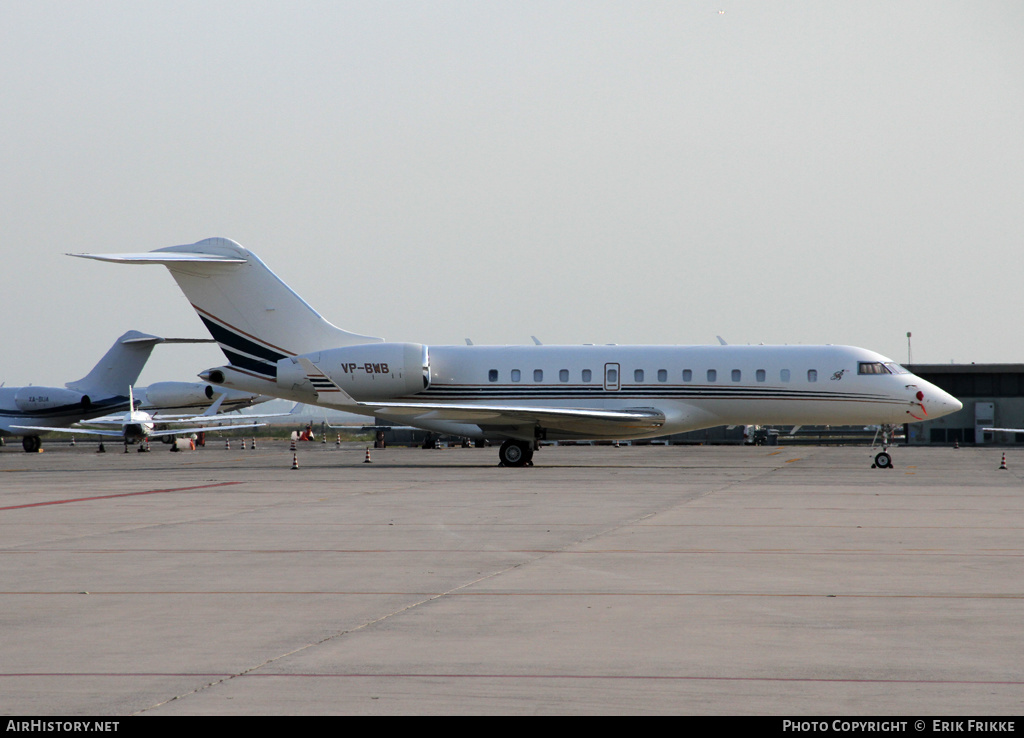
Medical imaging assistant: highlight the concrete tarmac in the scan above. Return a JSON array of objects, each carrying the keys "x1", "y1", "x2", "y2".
[{"x1": 0, "y1": 440, "x2": 1021, "y2": 715}]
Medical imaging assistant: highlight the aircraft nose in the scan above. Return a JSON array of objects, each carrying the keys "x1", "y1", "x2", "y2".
[{"x1": 918, "y1": 384, "x2": 962, "y2": 419}]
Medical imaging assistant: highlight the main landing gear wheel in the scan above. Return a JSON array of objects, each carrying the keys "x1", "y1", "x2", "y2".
[
  {"x1": 22, "y1": 435, "x2": 41, "y2": 453},
  {"x1": 872, "y1": 451, "x2": 893, "y2": 469},
  {"x1": 498, "y1": 440, "x2": 534, "y2": 467}
]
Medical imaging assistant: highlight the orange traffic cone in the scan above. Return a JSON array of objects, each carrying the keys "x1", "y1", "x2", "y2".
[
  {"x1": 291, "y1": 453, "x2": 299, "y2": 470},
  {"x1": 364, "y1": 447, "x2": 372, "y2": 463},
  {"x1": 999, "y1": 452, "x2": 1007, "y2": 470}
]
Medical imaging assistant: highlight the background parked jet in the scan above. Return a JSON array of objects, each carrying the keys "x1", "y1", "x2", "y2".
[
  {"x1": 1, "y1": 330, "x2": 159, "y2": 452},
  {"x1": 14, "y1": 386, "x2": 264, "y2": 451},
  {"x1": 1, "y1": 330, "x2": 272, "y2": 452}
]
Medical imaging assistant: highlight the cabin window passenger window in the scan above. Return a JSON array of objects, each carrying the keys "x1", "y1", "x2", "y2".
[
  {"x1": 534, "y1": 369, "x2": 543, "y2": 382},
  {"x1": 683, "y1": 369, "x2": 692, "y2": 382},
  {"x1": 582, "y1": 369, "x2": 592, "y2": 382},
  {"x1": 756, "y1": 369, "x2": 766, "y2": 382},
  {"x1": 707, "y1": 369, "x2": 717, "y2": 382},
  {"x1": 607, "y1": 368, "x2": 618, "y2": 383},
  {"x1": 634, "y1": 369, "x2": 644, "y2": 383},
  {"x1": 488, "y1": 369, "x2": 498, "y2": 382},
  {"x1": 559, "y1": 369, "x2": 569, "y2": 382},
  {"x1": 731, "y1": 369, "x2": 741, "y2": 382},
  {"x1": 808, "y1": 369, "x2": 818, "y2": 382},
  {"x1": 511, "y1": 369, "x2": 521, "y2": 382},
  {"x1": 658, "y1": 369, "x2": 667, "y2": 382},
  {"x1": 780, "y1": 369, "x2": 791, "y2": 382}
]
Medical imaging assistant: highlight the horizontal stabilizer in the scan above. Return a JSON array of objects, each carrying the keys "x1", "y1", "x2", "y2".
[
  {"x1": 69, "y1": 252, "x2": 246, "y2": 265},
  {"x1": 164, "y1": 338, "x2": 216, "y2": 343}
]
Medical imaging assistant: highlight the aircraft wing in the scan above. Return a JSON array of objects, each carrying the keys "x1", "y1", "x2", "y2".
[
  {"x1": 150, "y1": 397, "x2": 290, "y2": 423},
  {"x1": 982, "y1": 427, "x2": 1024, "y2": 433},
  {"x1": 146, "y1": 422, "x2": 265, "y2": 437},
  {"x1": 155, "y1": 410, "x2": 296, "y2": 423},
  {"x1": 13, "y1": 422, "x2": 263, "y2": 437},
  {"x1": 11, "y1": 425, "x2": 126, "y2": 438},
  {"x1": 69, "y1": 415, "x2": 125, "y2": 425},
  {"x1": 296, "y1": 359, "x2": 665, "y2": 437}
]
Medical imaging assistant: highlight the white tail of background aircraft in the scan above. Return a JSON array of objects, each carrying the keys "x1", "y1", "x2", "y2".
[
  {"x1": 73, "y1": 238, "x2": 963, "y2": 468},
  {"x1": 66, "y1": 330, "x2": 159, "y2": 398}
]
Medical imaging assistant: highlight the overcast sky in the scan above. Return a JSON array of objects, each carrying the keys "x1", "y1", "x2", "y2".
[{"x1": 3, "y1": 1, "x2": 1023, "y2": 387}]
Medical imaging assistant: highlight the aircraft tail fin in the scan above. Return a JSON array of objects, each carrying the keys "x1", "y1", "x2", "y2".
[
  {"x1": 71, "y1": 238, "x2": 383, "y2": 382},
  {"x1": 66, "y1": 330, "x2": 162, "y2": 398}
]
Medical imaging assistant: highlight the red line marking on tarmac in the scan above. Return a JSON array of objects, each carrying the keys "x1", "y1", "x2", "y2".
[{"x1": 0, "y1": 482, "x2": 243, "y2": 511}]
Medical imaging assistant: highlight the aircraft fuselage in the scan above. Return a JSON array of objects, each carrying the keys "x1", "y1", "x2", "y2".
[{"x1": 209, "y1": 342, "x2": 960, "y2": 441}]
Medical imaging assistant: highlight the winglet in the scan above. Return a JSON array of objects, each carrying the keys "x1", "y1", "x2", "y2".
[{"x1": 199, "y1": 393, "x2": 227, "y2": 417}]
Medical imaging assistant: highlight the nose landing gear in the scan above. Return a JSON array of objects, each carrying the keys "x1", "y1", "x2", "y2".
[{"x1": 871, "y1": 425, "x2": 897, "y2": 469}]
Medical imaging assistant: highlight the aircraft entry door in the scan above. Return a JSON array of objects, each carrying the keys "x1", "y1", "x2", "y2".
[{"x1": 604, "y1": 363, "x2": 620, "y2": 391}]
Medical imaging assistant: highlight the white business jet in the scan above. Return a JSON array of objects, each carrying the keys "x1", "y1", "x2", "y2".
[
  {"x1": 72, "y1": 238, "x2": 963, "y2": 468},
  {"x1": 14, "y1": 386, "x2": 264, "y2": 451}
]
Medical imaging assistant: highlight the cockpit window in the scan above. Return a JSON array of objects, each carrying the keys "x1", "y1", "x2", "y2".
[
  {"x1": 858, "y1": 362, "x2": 891, "y2": 375},
  {"x1": 884, "y1": 362, "x2": 910, "y2": 374}
]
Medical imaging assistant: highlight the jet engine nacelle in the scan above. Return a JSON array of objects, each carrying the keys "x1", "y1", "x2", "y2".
[
  {"x1": 141, "y1": 381, "x2": 215, "y2": 410},
  {"x1": 277, "y1": 342, "x2": 429, "y2": 400},
  {"x1": 14, "y1": 386, "x2": 90, "y2": 412}
]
